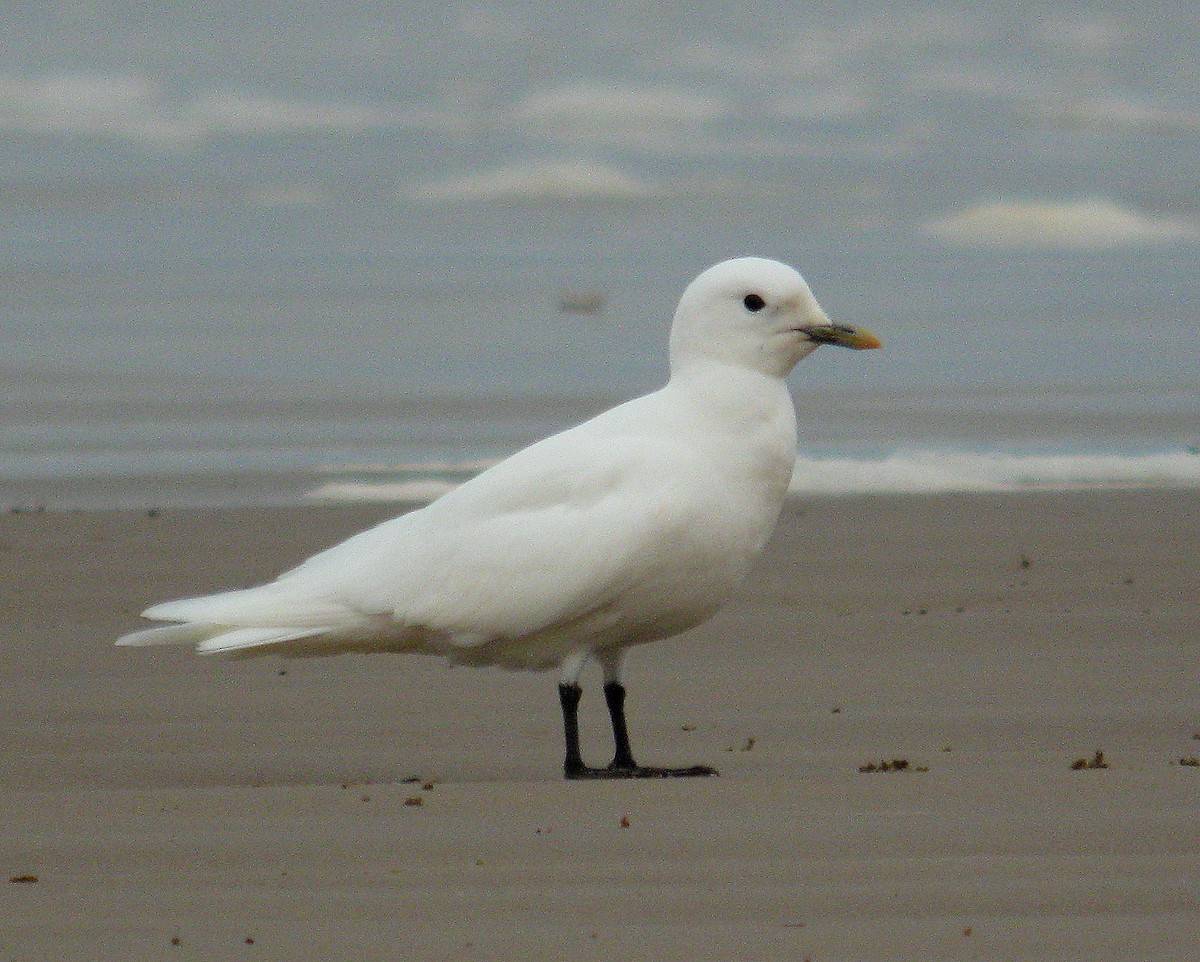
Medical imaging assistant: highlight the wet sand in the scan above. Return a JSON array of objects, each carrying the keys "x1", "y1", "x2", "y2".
[{"x1": 2, "y1": 491, "x2": 1198, "y2": 960}]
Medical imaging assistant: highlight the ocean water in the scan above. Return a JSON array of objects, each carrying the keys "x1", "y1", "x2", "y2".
[{"x1": 2, "y1": 1, "x2": 1198, "y2": 508}]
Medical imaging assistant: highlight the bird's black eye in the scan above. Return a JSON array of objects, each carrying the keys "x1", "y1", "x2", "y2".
[{"x1": 743, "y1": 293, "x2": 766, "y2": 312}]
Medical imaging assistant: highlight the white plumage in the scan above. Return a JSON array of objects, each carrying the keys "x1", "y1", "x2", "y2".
[{"x1": 118, "y1": 256, "x2": 880, "y2": 778}]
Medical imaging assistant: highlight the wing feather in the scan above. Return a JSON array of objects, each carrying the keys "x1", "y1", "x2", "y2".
[{"x1": 124, "y1": 388, "x2": 721, "y2": 656}]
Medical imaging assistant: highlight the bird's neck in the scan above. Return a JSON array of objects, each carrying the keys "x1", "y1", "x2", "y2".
[
  {"x1": 669, "y1": 356, "x2": 787, "y2": 399},
  {"x1": 666, "y1": 359, "x2": 798, "y2": 442},
  {"x1": 663, "y1": 359, "x2": 798, "y2": 528}
]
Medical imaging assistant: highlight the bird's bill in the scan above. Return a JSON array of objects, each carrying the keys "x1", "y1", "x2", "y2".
[{"x1": 801, "y1": 324, "x2": 882, "y2": 350}]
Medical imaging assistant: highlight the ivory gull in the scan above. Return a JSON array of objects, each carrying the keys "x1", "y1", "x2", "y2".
[{"x1": 117, "y1": 257, "x2": 881, "y2": 778}]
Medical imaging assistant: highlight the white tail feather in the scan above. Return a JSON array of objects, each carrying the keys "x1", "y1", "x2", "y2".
[
  {"x1": 195, "y1": 626, "x2": 330, "y2": 656},
  {"x1": 144, "y1": 585, "x2": 350, "y2": 629},
  {"x1": 115, "y1": 623, "x2": 220, "y2": 647}
]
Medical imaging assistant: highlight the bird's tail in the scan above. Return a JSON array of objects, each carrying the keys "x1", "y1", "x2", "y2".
[
  {"x1": 115, "y1": 582, "x2": 351, "y2": 657},
  {"x1": 116, "y1": 622, "x2": 332, "y2": 655}
]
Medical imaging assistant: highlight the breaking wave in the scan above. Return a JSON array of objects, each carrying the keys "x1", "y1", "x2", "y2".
[
  {"x1": 305, "y1": 449, "x2": 1200, "y2": 503},
  {"x1": 787, "y1": 449, "x2": 1200, "y2": 494}
]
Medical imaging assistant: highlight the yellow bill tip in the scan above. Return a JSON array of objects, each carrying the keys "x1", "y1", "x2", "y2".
[
  {"x1": 849, "y1": 328, "x2": 882, "y2": 350},
  {"x1": 803, "y1": 324, "x2": 883, "y2": 350}
]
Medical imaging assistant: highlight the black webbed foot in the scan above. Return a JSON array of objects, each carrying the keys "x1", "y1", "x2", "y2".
[{"x1": 564, "y1": 760, "x2": 719, "y2": 780}]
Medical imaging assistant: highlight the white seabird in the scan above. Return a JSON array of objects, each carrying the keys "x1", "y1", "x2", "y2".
[{"x1": 117, "y1": 257, "x2": 881, "y2": 778}]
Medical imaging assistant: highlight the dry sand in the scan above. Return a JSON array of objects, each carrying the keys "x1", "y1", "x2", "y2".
[{"x1": 2, "y1": 491, "x2": 1198, "y2": 960}]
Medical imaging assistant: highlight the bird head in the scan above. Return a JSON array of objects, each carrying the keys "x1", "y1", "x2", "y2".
[{"x1": 669, "y1": 257, "x2": 881, "y2": 378}]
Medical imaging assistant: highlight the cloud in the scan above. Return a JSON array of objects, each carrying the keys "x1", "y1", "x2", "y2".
[
  {"x1": 511, "y1": 83, "x2": 727, "y2": 146},
  {"x1": 409, "y1": 159, "x2": 654, "y2": 203},
  {"x1": 922, "y1": 198, "x2": 1200, "y2": 248},
  {"x1": 0, "y1": 72, "x2": 188, "y2": 144},
  {"x1": 768, "y1": 87, "x2": 876, "y2": 121},
  {"x1": 187, "y1": 93, "x2": 389, "y2": 135},
  {"x1": 0, "y1": 71, "x2": 412, "y2": 146},
  {"x1": 1031, "y1": 97, "x2": 1200, "y2": 134}
]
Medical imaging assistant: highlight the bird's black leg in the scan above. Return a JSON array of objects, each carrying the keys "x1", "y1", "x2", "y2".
[
  {"x1": 601, "y1": 681, "x2": 718, "y2": 778},
  {"x1": 559, "y1": 682, "x2": 588, "y2": 778},
  {"x1": 603, "y1": 680, "x2": 637, "y2": 770},
  {"x1": 558, "y1": 680, "x2": 717, "y2": 779}
]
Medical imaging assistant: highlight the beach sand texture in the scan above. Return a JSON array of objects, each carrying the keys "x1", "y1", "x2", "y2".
[{"x1": 3, "y1": 491, "x2": 1198, "y2": 960}]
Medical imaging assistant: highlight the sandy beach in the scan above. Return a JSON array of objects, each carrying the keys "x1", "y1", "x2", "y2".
[{"x1": 2, "y1": 490, "x2": 1198, "y2": 960}]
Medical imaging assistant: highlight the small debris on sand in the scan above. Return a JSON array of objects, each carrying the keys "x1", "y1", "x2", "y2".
[
  {"x1": 859, "y1": 758, "x2": 920, "y2": 773},
  {"x1": 1070, "y1": 750, "x2": 1109, "y2": 770}
]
